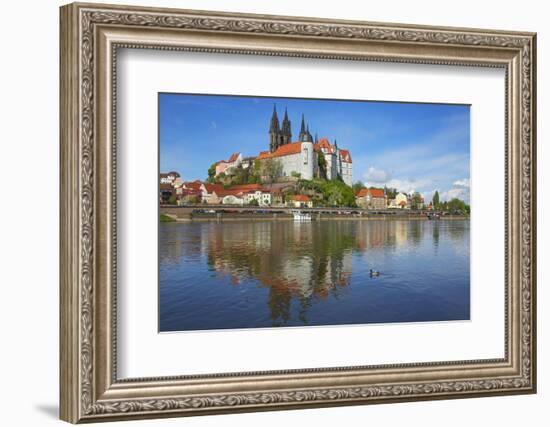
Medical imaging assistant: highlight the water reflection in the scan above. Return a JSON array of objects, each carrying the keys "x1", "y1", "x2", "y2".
[{"x1": 159, "y1": 220, "x2": 470, "y2": 331}]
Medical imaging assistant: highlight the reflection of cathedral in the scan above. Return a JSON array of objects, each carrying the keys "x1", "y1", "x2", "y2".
[{"x1": 201, "y1": 221, "x2": 354, "y2": 323}]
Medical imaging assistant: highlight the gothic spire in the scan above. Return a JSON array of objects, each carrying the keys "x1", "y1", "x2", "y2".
[
  {"x1": 269, "y1": 104, "x2": 280, "y2": 133},
  {"x1": 300, "y1": 113, "x2": 306, "y2": 134},
  {"x1": 269, "y1": 104, "x2": 282, "y2": 152},
  {"x1": 298, "y1": 113, "x2": 308, "y2": 142},
  {"x1": 281, "y1": 107, "x2": 292, "y2": 144}
]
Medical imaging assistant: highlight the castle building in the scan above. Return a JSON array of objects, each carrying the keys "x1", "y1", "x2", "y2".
[
  {"x1": 262, "y1": 106, "x2": 353, "y2": 186},
  {"x1": 215, "y1": 105, "x2": 353, "y2": 186}
]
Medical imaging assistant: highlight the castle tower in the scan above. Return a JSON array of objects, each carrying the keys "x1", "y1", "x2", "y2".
[
  {"x1": 298, "y1": 113, "x2": 307, "y2": 142},
  {"x1": 269, "y1": 105, "x2": 281, "y2": 152},
  {"x1": 281, "y1": 108, "x2": 292, "y2": 145}
]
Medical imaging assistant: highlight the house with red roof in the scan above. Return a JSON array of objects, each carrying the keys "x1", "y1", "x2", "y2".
[
  {"x1": 288, "y1": 194, "x2": 313, "y2": 208},
  {"x1": 355, "y1": 188, "x2": 386, "y2": 210},
  {"x1": 215, "y1": 152, "x2": 242, "y2": 176}
]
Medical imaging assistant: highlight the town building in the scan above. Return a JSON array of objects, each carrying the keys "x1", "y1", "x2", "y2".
[
  {"x1": 355, "y1": 188, "x2": 386, "y2": 209},
  {"x1": 389, "y1": 192, "x2": 409, "y2": 209},
  {"x1": 159, "y1": 171, "x2": 180, "y2": 185},
  {"x1": 288, "y1": 194, "x2": 313, "y2": 208},
  {"x1": 159, "y1": 183, "x2": 174, "y2": 204},
  {"x1": 215, "y1": 152, "x2": 242, "y2": 176},
  {"x1": 200, "y1": 183, "x2": 224, "y2": 204}
]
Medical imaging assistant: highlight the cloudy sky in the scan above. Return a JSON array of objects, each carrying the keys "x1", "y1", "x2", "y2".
[{"x1": 160, "y1": 93, "x2": 470, "y2": 203}]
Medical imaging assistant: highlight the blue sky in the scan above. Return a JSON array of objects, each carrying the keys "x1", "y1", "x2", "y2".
[{"x1": 159, "y1": 93, "x2": 470, "y2": 203}]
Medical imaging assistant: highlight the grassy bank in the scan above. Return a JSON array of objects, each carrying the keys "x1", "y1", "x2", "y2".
[{"x1": 160, "y1": 213, "x2": 176, "y2": 223}]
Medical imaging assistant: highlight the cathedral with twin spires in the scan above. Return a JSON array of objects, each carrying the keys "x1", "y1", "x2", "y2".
[{"x1": 216, "y1": 105, "x2": 353, "y2": 186}]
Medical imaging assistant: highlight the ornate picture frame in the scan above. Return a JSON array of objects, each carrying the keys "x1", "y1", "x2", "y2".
[{"x1": 60, "y1": 2, "x2": 536, "y2": 423}]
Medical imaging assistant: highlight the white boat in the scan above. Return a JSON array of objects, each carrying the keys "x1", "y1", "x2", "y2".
[{"x1": 292, "y1": 210, "x2": 312, "y2": 221}]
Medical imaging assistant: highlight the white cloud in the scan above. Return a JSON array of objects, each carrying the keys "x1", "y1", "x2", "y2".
[
  {"x1": 371, "y1": 178, "x2": 433, "y2": 194},
  {"x1": 364, "y1": 166, "x2": 392, "y2": 183},
  {"x1": 441, "y1": 187, "x2": 469, "y2": 202},
  {"x1": 453, "y1": 178, "x2": 470, "y2": 187}
]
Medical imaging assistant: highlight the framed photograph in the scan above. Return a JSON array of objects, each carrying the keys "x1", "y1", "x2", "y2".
[{"x1": 60, "y1": 2, "x2": 537, "y2": 423}]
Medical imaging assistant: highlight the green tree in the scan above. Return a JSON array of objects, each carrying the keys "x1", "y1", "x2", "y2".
[
  {"x1": 207, "y1": 162, "x2": 217, "y2": 183},
  {"x1": 385, "y1": 186, "x2": 397, "y2": 199},
  {"x1": 432, "y1": 190, "x2": 440, "y2": 209},
  {"x1": 262, "y1": 158, "x2": 283, "y2": 185},
  {"x1": 317, "y1": 151, "x2": 327, "y2": 179},
  {"x1": 411, "y1": 192, "x2": 423, "y2": 210},
  {"x1": 352, "y1": 181, "x2": 366, "y2": 194},
  {"x1": 447, "y1": 198, "x2": 467, "y2": 214},
  {"x1": 248, "y1": 198, "x2": 259, "y2": 206}
]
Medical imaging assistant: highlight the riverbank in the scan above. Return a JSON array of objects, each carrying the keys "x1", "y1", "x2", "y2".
[{"x1": 161, "y1": 212, "x2": 469, "y2": 222}]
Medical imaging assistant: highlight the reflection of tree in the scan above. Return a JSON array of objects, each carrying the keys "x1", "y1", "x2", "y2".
[
  {"x1": 409, "y1": 220, "x2": 422, "y2": 247},
  {"x1": 432, "y1": 221, "x2": 440, "y2": 251}
]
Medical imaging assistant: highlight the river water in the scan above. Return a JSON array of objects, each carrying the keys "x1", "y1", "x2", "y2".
[{"x1": 159, "y1": 219, "x2": 470, "y2": 332}]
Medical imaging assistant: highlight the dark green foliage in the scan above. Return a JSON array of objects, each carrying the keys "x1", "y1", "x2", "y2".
[
  {"x1": 432, "y1": 190, "x2": 440, "y2": 209},
  {"x1": 207, "y1": 163, "x2": 217, "y2": 183},
  {"x1": 317, "y1": 151, "x2": 327, "y2": 179},
  {"x1": 296, "y1": 178, "x2": 356, "y2": 207},
  {"x1": 445, "y1": 198, "x2": 469, "y2": 214},
  {"x1": 385, "y1": 186, "x2": 397, "y2": 199}
]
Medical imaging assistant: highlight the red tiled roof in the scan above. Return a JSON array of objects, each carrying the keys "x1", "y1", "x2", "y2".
[
  {"x1": 339, "y1": 149, "x2": 352, "y2": 163},
  {"x1": 228, "y1": 152, "x2": 240, "y2": 163},
  {"x1": 257, "y1": 142, "x2": 302, "y2": 160},
  {"x1": 180, "y1": 188, "x2": 201, "y2": 196},
  {"x1": 216, "y1": 188, "x2": 244, "y2": 197},
  {"x1": 356, "y1": 188, "x2": 385, "y2": 198},
  {"x1": 159, "y1": 183, "x2": 173, "y2": 191},
  {"x1": 314, "y1": 138, "x2": 334, "y2": 153},
  {"x1": 202, "y1": 183, "x2": 224, "y2": 194},
  {"x1": 184, "y1": 181, "x2": 202, "y2": 190},
  {"x1": 291, "y1": 194, "x2": 311, "y2": 202},
  {"x1": 369, "y1": 188, "x2": 385, "y2": 198},
  {"x1": 229, "y1": 183, "x2": 263, "y2": 192},
  {"x1": 356, "y1": 188, "x2": 369, "y2": 197}
]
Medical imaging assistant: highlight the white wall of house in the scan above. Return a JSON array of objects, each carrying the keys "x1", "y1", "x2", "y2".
[{"x1": 244, "y1": 191, "x2": 272, "y2": 206}]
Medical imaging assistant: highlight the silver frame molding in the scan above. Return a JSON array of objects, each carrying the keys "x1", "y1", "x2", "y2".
[{"x1": 60, "y1": 2, "x2": 537, "y2": 423}]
